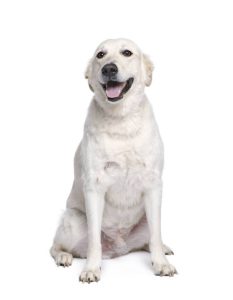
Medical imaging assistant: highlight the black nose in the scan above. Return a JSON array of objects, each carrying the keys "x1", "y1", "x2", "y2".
[{"x1": 101, "y1": 63, "x2": 118, "y2": 78}]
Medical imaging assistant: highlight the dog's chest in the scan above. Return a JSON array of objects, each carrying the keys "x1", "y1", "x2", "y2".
[
  {"x1": 101, "y1": 144, "x2": 148, "y2": 236},
  {"x1": 101, "y1": 132, "x2": 156, "y2": 205},
  {"x1": 102, "y1": 157, "x2": 146, "y2": 236},
  {"x1": 104, "y1": 133, "x2": 147, "y2": 175}
]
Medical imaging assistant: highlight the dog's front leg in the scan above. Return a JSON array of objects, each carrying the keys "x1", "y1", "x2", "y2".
[
  {"x1": 144, "y1": 182, "x2": 177, "y2": 276},
  {"x1": 79, "y1": 189, "x2": 105, "y2": 283}
]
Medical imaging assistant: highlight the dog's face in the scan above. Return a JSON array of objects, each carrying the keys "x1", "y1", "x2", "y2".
[{"x1": 85, "y1": 39, "x2": 153, "y2": 109}]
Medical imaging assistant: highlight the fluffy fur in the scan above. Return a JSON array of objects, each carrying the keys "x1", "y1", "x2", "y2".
[{"x1": 50, "y1": 38, "x2": 177, "y2": 283}]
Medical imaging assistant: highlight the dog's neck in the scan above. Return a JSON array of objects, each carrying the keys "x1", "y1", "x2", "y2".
[{"x1": 85, "y1": 94, "x2": 150, "y2": 138}]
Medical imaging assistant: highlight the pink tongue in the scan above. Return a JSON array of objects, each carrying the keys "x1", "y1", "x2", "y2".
[{"x1": 106, "y1": 83, "x2": 125, "y2": 98}]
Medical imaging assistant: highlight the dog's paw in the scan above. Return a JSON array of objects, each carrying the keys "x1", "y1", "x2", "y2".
[
  {"x1": 152, "y1": 259, "x2": 177, "y2": 277},
  {"x1": 79, "y1": 268, "x2": 101, "y2": 283},
  {"x1": 55, "y1": 252, "x2": 73, "y2": 267},
  {"x1": 162, "y1": 244, "x2": 174, "y2": 255}
]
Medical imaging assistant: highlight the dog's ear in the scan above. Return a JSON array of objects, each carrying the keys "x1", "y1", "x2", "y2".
[
  {"x1": 85, "y1": 59, "x2": 92, "y2": 79},
  {"x1": 142, "y1": 54, "x2": 154, "y2": 86},
  {"x1": 85, "y1": 59, "x2": 94, "y2": 92}
]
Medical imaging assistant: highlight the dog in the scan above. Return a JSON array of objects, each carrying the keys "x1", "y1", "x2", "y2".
[{"x1": 50, "y1": 38, "x2": 177, "y2": 283}]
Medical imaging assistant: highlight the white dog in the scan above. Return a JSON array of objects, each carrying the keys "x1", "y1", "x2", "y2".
[{"x1": 50, "y1": 38, "x2": 177, "y2": 283}]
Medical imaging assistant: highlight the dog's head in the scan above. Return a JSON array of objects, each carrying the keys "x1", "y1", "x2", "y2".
[{"x1": 85, "y1": 39, "x2": 153, "y2": 110}]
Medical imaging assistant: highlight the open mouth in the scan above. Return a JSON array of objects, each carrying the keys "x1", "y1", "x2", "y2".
[{"x1": 101, "y1": 78, "x2": 134, "y2": 102}]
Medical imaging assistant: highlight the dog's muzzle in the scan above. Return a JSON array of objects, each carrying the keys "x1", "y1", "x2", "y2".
[{"x1": 100, "y1": 63, "x2": 134, "y2": 102}]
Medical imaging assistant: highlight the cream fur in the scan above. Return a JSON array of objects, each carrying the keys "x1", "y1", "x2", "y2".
[{"x1": 50, "y1": 38, "x2": 177, "y2": 283}]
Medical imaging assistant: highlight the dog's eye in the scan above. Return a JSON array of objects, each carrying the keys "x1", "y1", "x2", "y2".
[
  {"x1": 122, "y1": 50, "x2": 133, "y2": 57},
  {"x1": 96, "y1": 51, "x2": 106, "y2": 59}
]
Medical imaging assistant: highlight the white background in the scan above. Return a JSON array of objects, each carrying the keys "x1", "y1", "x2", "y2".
[{"x1": 0, "y1": 0, "x2": 233, "y2": 299}]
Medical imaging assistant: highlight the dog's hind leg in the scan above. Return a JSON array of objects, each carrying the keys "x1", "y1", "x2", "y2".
[
  {"x1": 142, "y1": 244, "x2": 174, "y2": 255},
  {"x1": 50, "y1": 245, "x2": 73, "y2": 267},
  {"x1": 50, "y1": 208, "x2": 88, "y2": 267},
  {"x1": 125, "y1": 215, "x2": 174, "y2": 256}
]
